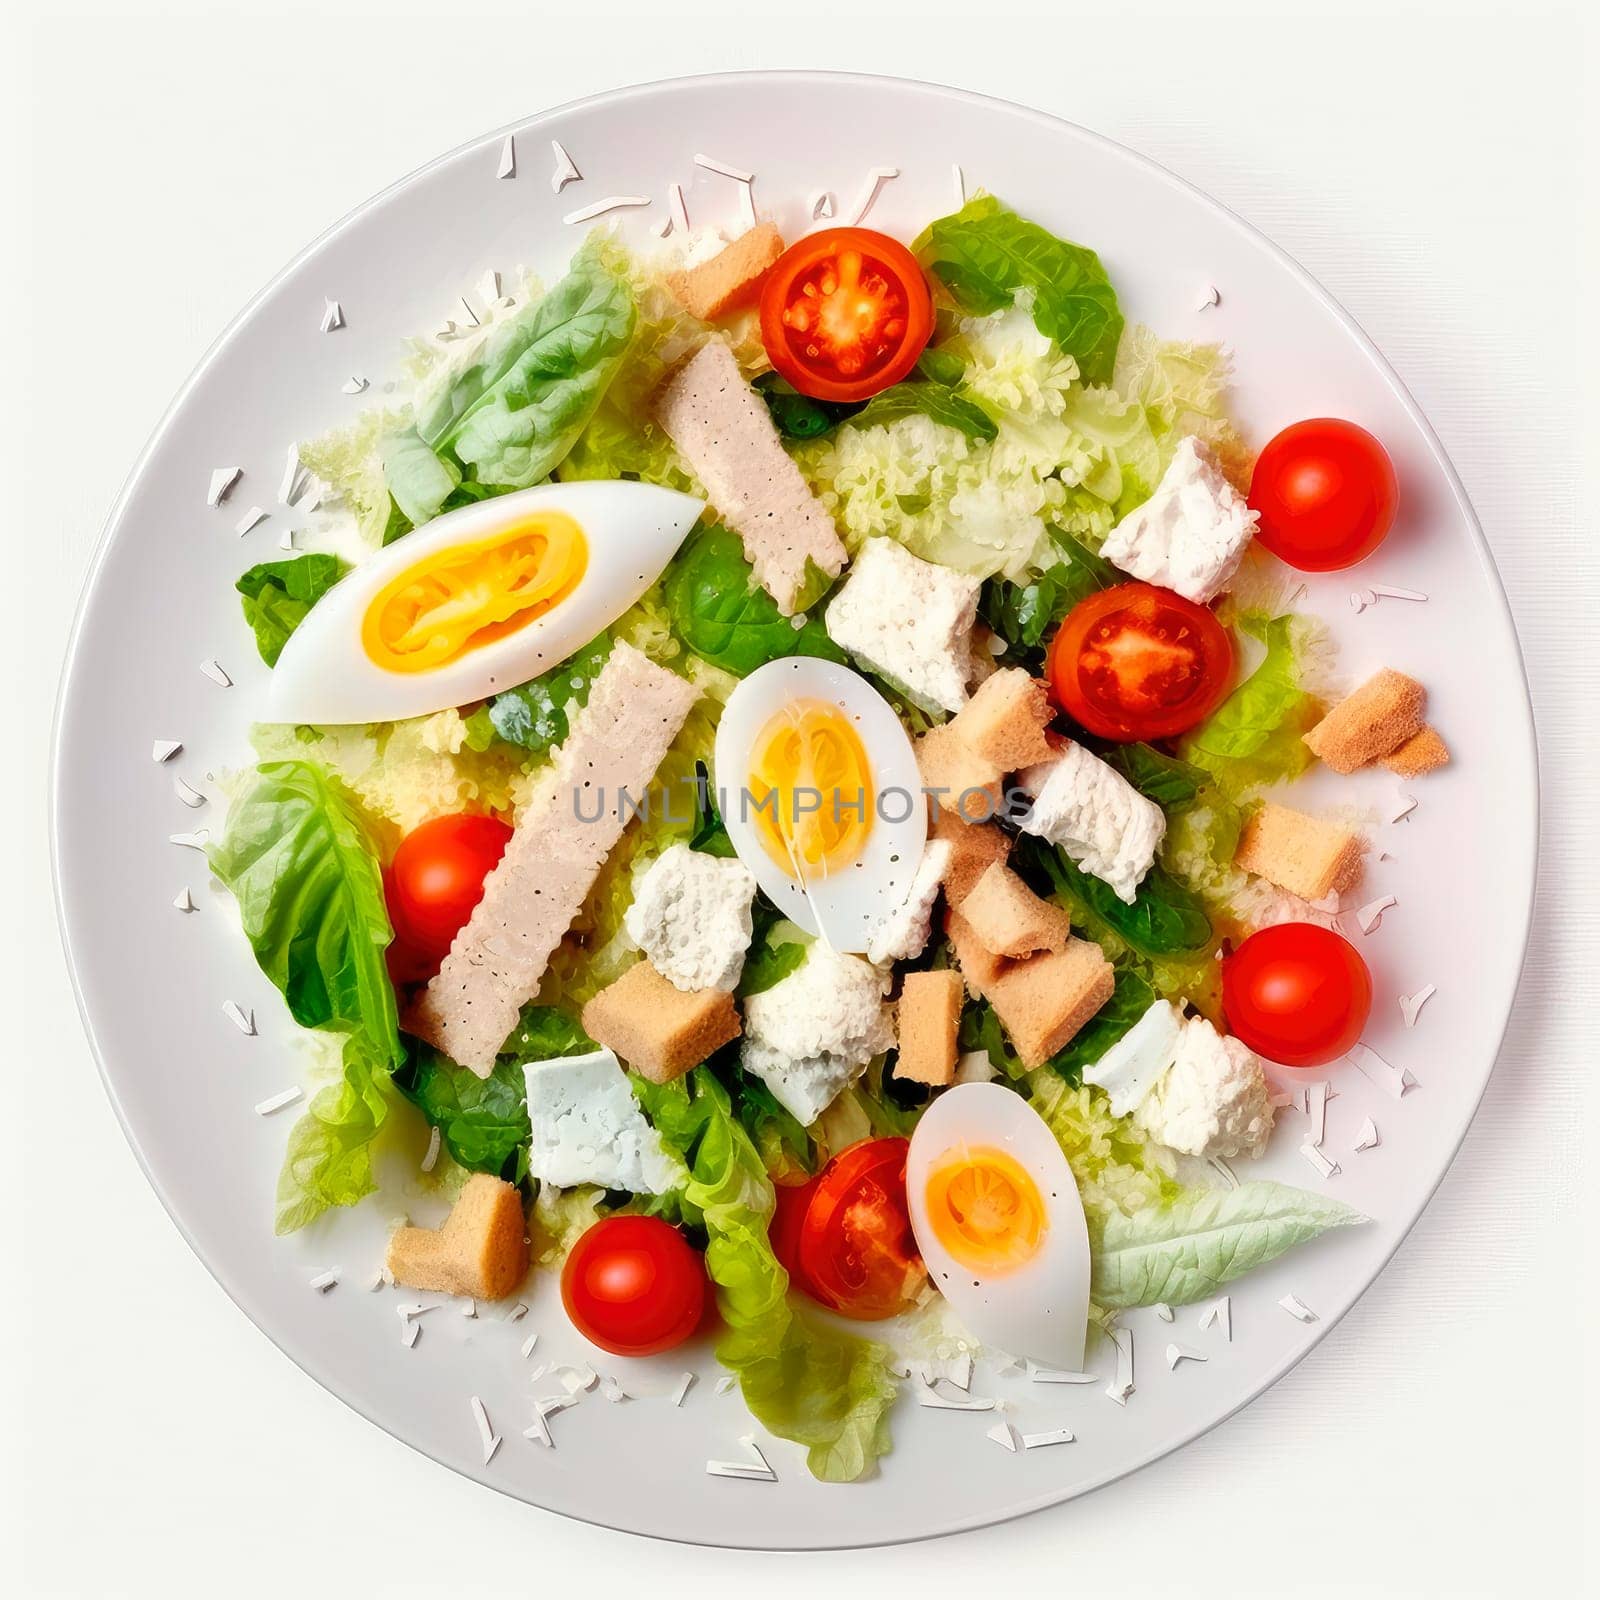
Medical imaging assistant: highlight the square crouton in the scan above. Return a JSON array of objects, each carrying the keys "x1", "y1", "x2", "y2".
[
  {"x1": 917, "y1": 722, "x2": 1004, "y2": 824},
  {"x1": 949, "y1": 669, "x2": 1056, "y2": 770},
  {"x1": 386, "y1": 1174, "x2": 528, "y2": 1301},
  {"x1": 668, "y1": 222, "x2": 785, "y2": 321},
  {"x1": 895, "y1": 970, "x2": 963, "y2": 1087},
  {"x1": 986, "y1": 940, "x2": 1115, "y2": 1069},
  {"x1": 945, "y1": 908, "x2": 1013, "y2": 997},
  {"x1": 958, "y1": 862, "x2": 1074, "y2": 957},
  {"x1": 581, "y1": 959, "x2": 741, "y2": 1085},
  {"x1": 1383, "y1": 724, "x2": 1450, "y2": 778},
  {"x1": 1234, "y1": 802, "x2": 1365, "y2": 901},
  {"x1": 932, "y1": 815, "x2": 1012, "y2": 907},
  {"x1": 1304, "y1": 668, "x2": 1426, "y2": 774}
]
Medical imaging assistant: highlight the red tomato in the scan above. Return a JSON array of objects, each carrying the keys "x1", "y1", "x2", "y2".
[
  {"x1": 759, "y1": 228, "x2": 933, "y2": 402},
  {"x1": 770, "y1": 1174, "x2": 821, "y2": 1297},
  {"x1": 560, "y1": 1215, "x2": 707, "y2": 1357},
  {"x1": 1248, "y1": 419, "x2": 1398, "y2": 571},
  {"x1": 1047, "y1": 582, "x2": 1235, "y2": 741},
  {"x1": 384, "y1": 813, "x2": 513, "y2": 974},
  {"x1": 797, "y1": 1138, "x2": 925, "y2": 1321},
  {"x1": 1223, "y1": 923, "x2": 1373, "y2": 1067}
]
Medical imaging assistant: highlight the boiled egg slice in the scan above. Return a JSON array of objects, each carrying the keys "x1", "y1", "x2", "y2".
[
  {"x1": 713, "y1": 657, "x2": 928, "y2": 953},
  {"x1": 267, "y1": 479, "x2": 704, "y2": 724},
  {"x1": 906, "y1": 1082, "x2": 1091, "y2": 1370}
]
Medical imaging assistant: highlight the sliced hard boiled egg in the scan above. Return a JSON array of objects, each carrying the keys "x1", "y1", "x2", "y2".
[
  {"x1": 713, "y1": 657, "x2": 927, "y2": 953},
  {"x1": 906, "y1": 1083, "x2": 1091, "y2": 1371},
  {"x1": 267, "y1": 480, "x2": 704, "y2": 724}
]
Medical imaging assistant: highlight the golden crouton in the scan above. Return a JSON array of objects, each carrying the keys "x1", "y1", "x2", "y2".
[
  {"x1": 895, "y1": 970, "x2": 963, "y2": 1087},
  {"x1": 1234, "y1": 802, "x2": 1365, "y2": 902},
  {"x1": 945, "y1": 907, "x2": 1012, "y2": 996},
  {"x1": 958, "y1": 862, "x2": 1074, "y2": 957},
  {"x1": 949, "y1": 669, "x2": 1056, "y2": 770},
  {"x1": 581, "y1": 959, "x2": 741, "y2": 1085},
  {"x1": 932, "y1": 815, "x2": 1012, "y2": 907},
  {"x1": 1382, "y1": 724, "x2": 1450, "y2": 778},
  {"x1": 916, "y1": 723, "x2": 1004, "y2": 824},
  {"x1": 1303, "y1": 668, "x2": 1426, "y2": 774},
  {"x1": 667, "y1": 222, "x2": 786, "y2": 321},
  {"x1": 386, "y1": 1174, "x2": 528, "y2": 1301},
  {"x1": 986, "y1": 940, "x2": 1115, "y2": 1069}
]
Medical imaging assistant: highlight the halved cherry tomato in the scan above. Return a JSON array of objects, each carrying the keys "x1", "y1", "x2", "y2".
[
  {"x1": 759, "y1": 228, "x2": 933, "y2": 402},
  {"x1": 797, "y1": 1137, "x2": 925, "y2": 1321},
  {"x1": 1047, "y1": 582, "x2": 1235, "y2": 741},
  {"x1": 1248, "y1": 418, "x2": 1398, "y2": 571},
  {"x1": 770, "y1": 1173, "x2": 821, "y2": 1297},
  {"x1": 384, "y1": 812, "x2": 513, "y2": 977},
  {"x1": 1222, "y1": 922, "x2": 1373, "y2": 1067},
  {"x1": 560, "y1": 1215, "x2": 707, "y2": 1357}
]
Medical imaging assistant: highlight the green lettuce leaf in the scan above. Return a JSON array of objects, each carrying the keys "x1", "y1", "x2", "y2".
[
  {"x1": 274, "y1": 1036, "x2": 391, "y2": 1235},
  {"x1": 978, "y1": 532, "x2": 1115, "y2": 666},
  {"x1": 1046, "y1": 965, "x2": 1158, "y2": 1079},
  {"x1": 208, "y1": 760, "x2": 401, "y2": 1069},
  {"x1": 1180, "y1": 612, "x2": 1321, "y2": 796},
  {"x1": 380, "y1": 427, "x2": 462, "y2": 527},
  {"x1": 391, "y1": 245, "x2": 636, "y2": 522},
  {"x1": 915, "y1": 195, "x2": 1124, "y2": 384},
  {"x1": 636, "y1": 1068, "x2": 897, "y2": 1481},
  {"x1": 754, "y1": 373, "x2": 864, "y2": 440},
  {"x1": 664, "y1": 525, "x2": 845, "y2": 676},
  {"x1": 851, "y1": 381, "x2": 998, "y2": 441},
  {"x1": 235, "y1": 553, "x2": 348, "y2": 667},
  {"x1": 1090, "y1": 1181, "x2": 1366, "y2": 1309}
]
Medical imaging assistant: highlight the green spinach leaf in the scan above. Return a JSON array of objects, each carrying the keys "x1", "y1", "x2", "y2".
[
  {"x1": 979, "y1": 533, "x2": 1116, "y2": 666},
  {"x1": 1047, "y1": 966, "x2": 1157, "y2": 1079},
  {"x1": 483, "y1": 630, "x2": 613, "y2": 753},
  {"x1": 851, "y1": 382, "x2": 997, "y2": 441},
  {"x1": 754, "y1": 373, "x2": 863, "y2": 440}
]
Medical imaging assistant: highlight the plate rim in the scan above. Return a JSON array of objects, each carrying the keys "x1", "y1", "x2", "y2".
[{"x1": 48, "y1": 68, "x2": 1541, "y2": 1550}]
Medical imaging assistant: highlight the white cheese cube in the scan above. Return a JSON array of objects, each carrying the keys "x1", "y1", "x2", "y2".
[
  {"x1": 824, "y1": 537, "x2": 982, "y2": 714},
  {"x1": 623, "y1": 843, "x2": 758, "y2": 993},
  {"x1": 741, "y1": 944, "x2": 896, "y2": 1124},
  {"x1": 1099, "y1": 436, "x2": 1257, "y2": 603},
  {"x1": 523, "y1": 1048, "x2": 681, "y2": 1194},
  {"x1": 1017, "y1": 742, "x2": 1166, "y2": 904},
  {"x1": 1134, "y1": 1016, "x2": 1274, "y2": 1160},
  {"x1": 1082, "y1": 999, "x2": 1183, "y2": 1117}
]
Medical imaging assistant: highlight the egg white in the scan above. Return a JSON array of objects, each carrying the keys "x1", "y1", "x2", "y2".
[
  {"x1": 713, "y1": 657, "x2": 928, "y2": 954},
  {"x1": 266, "y1": 480, "x2": 704, "y2": 725},
  {"x1": 906, "y1": 1083, "x2": 1092, "y2": 1370}
]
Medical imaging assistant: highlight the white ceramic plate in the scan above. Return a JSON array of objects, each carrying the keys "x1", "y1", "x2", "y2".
[{"x1": 51, "y1": 72, "x2": 1537, "y2": 1549}]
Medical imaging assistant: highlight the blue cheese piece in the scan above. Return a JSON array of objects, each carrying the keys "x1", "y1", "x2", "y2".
[
  {"x1": 523, "y1": 1048, "x2": 680, "y2": 1194},
  {"x1": 1134, "y1": 1015, "x2": 1274, "y2": 1160},
  {"x1": 1017, "y1": 741, "x2": 1166, "y2": 904},
  {"x1": 1100, "y1": 436, "x2": 1257, "y2": 603},
  {"x1": 741, "y1": 945, "x2": 895, "y2": 1124},
  {"x1": 824, "y1": 537, "x2": 981, "y2": 714},
  {"x1": 1082, "y1": 999, "x2": 1183, "y2": 1116},
  {"x1": 623, "y1": 843, "x2": 757, "y2": 993}
]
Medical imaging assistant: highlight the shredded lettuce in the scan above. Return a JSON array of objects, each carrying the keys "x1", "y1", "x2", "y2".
[
  {"x1": 636, "y1": 1068, "x2": 897, "y2": 1482},
  {"x1": 1028, "y1": 1069, "x2": 1181, "y2": 1219}
]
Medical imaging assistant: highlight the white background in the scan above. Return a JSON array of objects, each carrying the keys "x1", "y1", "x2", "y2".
[{"x1": 10, "y1": 1, "x2": 1595, "y2": 1594}]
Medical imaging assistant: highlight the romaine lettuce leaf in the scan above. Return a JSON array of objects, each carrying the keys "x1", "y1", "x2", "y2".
[
  {"x1": 915, "y1": 196, "x2": 1124, "y2": 384},
  {"x1": 208, "y1": 759, "x2": 401, "y2": 1069},
  {"x1": 1089, "y1": 1181, "x2": 1366, "y2": 1309},
  {"x1": 235, "y1": 553, "x2": 347, "y2": 667},
  {"x1": 636, "y1": 1069, "x2": 897, "y2": 1482}
]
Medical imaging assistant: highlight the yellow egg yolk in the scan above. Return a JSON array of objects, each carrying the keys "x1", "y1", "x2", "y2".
[
  {"x1": 924, "y1": 1145, "x2": 1047, "y2": 1275},
  {"x1": 362, "y1": 510, "x2": 587, "y2": 673},
  {"x1": 748, "y1": 699, "x2": 875, "y2": 881}
]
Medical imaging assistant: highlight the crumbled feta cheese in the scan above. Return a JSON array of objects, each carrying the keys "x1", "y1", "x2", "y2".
[
  {"x1": 865, "y1": 838, "x2": 951, "y2": 964},
  {"x1": 1082, "y1": 999, "x2": 1182, "y2": 1116},
  {"x1": 623, "y1": 843, "x2": 757, "y2": 992},
  {"x1": 824, "y1": 537, "x2": 982, "y2": 714},
  {"x1": 1017, "y1": 741, "x2": 1166, "y2": 904},
  {"x1": 523, "y1": 1048, "x2": 681, "y2": 1193},
  {"x1": 1100, "y1": 436, "x2": 1257, "y2": 603},
  {"x1": 1135, "y1": 1016, "x2": 1274, "y2": 1160},
  {"x1": 741, "y1": 945, "x2": 895, "y2": 1124}
]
